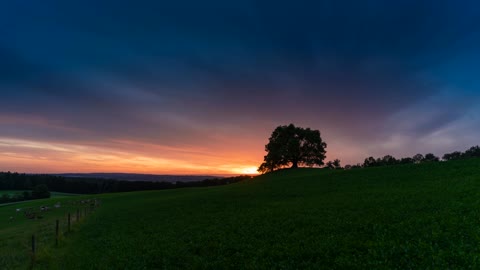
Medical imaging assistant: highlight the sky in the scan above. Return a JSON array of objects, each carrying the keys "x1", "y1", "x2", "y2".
[{"x1": 1, "y1": 0, "x2": 480, "y2": 175}]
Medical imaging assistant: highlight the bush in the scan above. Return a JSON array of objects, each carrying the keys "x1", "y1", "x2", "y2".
[{"x1": 31, "y1": 184, "x2": 51, "y2": 199}]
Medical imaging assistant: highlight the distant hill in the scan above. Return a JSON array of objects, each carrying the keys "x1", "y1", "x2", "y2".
[{"x1": 55, "y1": 173, "x2": 223, "y2": 183}]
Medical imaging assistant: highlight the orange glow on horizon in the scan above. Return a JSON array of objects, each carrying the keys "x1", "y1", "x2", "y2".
[
  {"x1": 234, "y1": 166, "x2": 259, "y2": 175},
  {"x1": 0, "y1": 131, "x2": 353, "y2": 175},
  {"x1": 0, "y1": 137, "x2": 263, "y2": 175}
]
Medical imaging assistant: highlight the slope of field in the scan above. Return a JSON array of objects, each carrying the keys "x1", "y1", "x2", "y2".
[
  {"x1": 4, "y1": 159, "x2": 480, "y2": 269},
  {"x1": 0, "y1": 191, "x2": 80, "y2": 198},
  {"x1": 0, "y1": 192, "x2": 80, "y2": 208},
  {"x1": 56, "y1": 173, "x2": 222, "y2": 182}
]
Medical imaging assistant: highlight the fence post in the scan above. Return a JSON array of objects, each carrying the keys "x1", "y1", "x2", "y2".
[
  {"x1": 56, "y1": 219, "x2": 59, "y2": 247},
  {"x1": 68, "y1": 213, "x2": 71, "y2": 232},
  {"x1": 31, "y1": 234, "x2": 36, "y2": 260},
  {"x1": 77, "y1": 208, "x2": 80, "y2": 221}
]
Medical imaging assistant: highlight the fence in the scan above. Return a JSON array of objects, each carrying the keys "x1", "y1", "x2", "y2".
[{"x1": 0, "y1": 198, "x2": 101, "y2": 269}]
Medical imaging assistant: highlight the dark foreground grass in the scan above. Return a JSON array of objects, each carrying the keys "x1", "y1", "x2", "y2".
[{"x1": 5, "y1": 159, "x2": 480, "y2": 269}]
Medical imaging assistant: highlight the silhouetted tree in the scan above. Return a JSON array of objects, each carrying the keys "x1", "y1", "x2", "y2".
[
  {"x1": 363, "y1": 157, "x2": 377, "y2": 167},
  {"x1": 464, "y1": 146, "x2": 480, "y2": 158},
  {"x1": 424, "y1": 153, "x2": 440, "y2": 162},
  {"x1": 326, "y1": 161, "x2": 335, "y2": 169},
  {"x1": 258, "y1": 124, "x2": 327, "y2": 173},
  {"x1": 258, "y1": 160, "x2": 276, "y2": 174},
  {"x1": 399, "y1": 157, "x2": 414, "y2": 164},
  {"x1": 0, "y1": 171, "x2": 247, "y2": 195},
  {"x1": 332, "y1": 159, "x2": 342, "y2": 169},
  {"x1": 381, "y1": 155, "x2": 398, "y2": 166},
  {"x1": 353, "y1": 163, "x2": 363, "y2": 169},
  {"x1": 345, "y1": 164, "x2": 363, "y2": 169},
  {"x1": 412, "y1": 154, "x2": 424, "y2": 163},
  {"x1": 325, "y1": 159, "x2": 341, "y2": 169},
  {"x1": 442, "y1": 151, "x2": 463, "y2": 161}
]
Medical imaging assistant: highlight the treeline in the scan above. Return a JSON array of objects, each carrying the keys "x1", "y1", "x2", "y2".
[
  {"x1": 0, "y1": 173, "x2": 252, "y2": 195},
  {"x1": 0, "y1": 184, "x2": 51, "y2": 204},
  {"x1": 328, "y1": 145, "x2": 480, "y2": 170}
]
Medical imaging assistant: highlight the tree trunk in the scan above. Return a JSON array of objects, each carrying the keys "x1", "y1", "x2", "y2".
[{"x1": 291, "y1": 161, "x2": 298, "y2": 169}]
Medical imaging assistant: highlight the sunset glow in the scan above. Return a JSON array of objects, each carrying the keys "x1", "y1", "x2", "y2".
[
  {"x1": 0, "y1": 137, "x2": 264, "y2": 174},
  {"x1": 1, "y1": 1, "x2": 480, "y2": 175},
  {"x1": 237, "y1": 167, "x2": 260, "y2": 175}
]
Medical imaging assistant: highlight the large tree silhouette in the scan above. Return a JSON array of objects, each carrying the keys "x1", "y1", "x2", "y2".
[{"x1": 258, "y1": 124, "x2": 327, "y2": 173}]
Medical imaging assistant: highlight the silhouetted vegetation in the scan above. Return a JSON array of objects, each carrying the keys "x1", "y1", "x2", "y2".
[
  {"x1": 258, "y1": 125, "x2": 480, "y2": 173},
  {"x1": 412, "y1": 154, "x2": 425, "y2": 163},
  {"x1": 424, "y1": 153, "x2": 440, "y2": 162},
  {"x1": 443, "y1": 145, "x2": 480, "y2": 160},
  {"x1": 0, "y1": 184, "x2": 51, "y2": 204},
  {"x1": 258, "y1": 124, "x2": 327, "y2": 173},
  {"x1": 31, "y1": 184, "x2": 51, "y2": 199},
  {"x1": 0, "y1": 172, "x2": 251, "y2": 197},
  {"x1": 442, "y1": 151, "x2": 463, "y2": 161},
  {"x1": 326, "y1": 159, "x2": 342, "y2": 169},
  {"x1": 344, "y1": 145, "x2": 480, "y2": 169}
]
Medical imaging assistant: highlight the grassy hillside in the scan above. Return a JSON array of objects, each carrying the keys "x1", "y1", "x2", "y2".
[
  {"x1": 3, "y1": 159, "x2": 480, "y2": 269},
  {"x1": 0, "y1": 191, "x2": 80, "y2": 198}
]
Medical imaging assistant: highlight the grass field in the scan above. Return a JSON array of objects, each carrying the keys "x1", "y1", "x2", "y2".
[
  {"x1": 0, "y1": 191, "x2": 80, "y2": 198},
  {"x1": 0, "y1": 195, "x2": 96, "y2": 269},
  {"x1": 0, "y1": 191, "x2": 80, "y2": 208},
  {"x1": 2, "y1": 158, "x2": 480, "y2": 269}
]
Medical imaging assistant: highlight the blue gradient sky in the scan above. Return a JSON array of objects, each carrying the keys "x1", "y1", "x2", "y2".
[{"x1": 1, "y1": 0, "x2": 480, "y2": 174}]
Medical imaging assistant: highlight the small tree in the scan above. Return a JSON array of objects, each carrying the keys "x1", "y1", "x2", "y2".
[
  {"x1": 381, "y1": 155, "x2": 398, "y2": 166},
  {"x1": 363, "y1": 157, "x2": 377, "y2": 167},
  {"x1": 399, "y1": 157, "x2": 414, "y2": 164},
  {"x1": 325, "y1": 160, "x2": 342, "y2": 169},
  {"x1": 412, "y1": 154, "x2": 424, "y2": 163},
  {"x1": 442, "y1": 151, "x2": 463, "y2": 161},
  {"x1": 258, "y1": 124, "x2": 327, "y2": 173},
  {"x1": 464, "y1": 146, "x2": 480, "y2": 158},
  {"x1": 332, "y1": 159, "x2": 342, "y2": 169},
  {"x1": 326, "y1": 161, "x2": 335, "y2": 169},
  {"x1": 31, "y1": 184, "x2": 51, "y2": 199},
  {"x1": 23, "y1": 191, "x2": 31, "y2": 200},
  {"x1": 424, "y1": 153, "x2": 439, "y2": 162}
]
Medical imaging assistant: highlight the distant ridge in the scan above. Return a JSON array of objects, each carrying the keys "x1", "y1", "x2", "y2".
[{"x1": 55, "y1": 173, "x2": 224, "y2": 183}]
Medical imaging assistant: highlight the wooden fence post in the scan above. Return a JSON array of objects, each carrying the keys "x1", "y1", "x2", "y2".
[
  {"x1": 68, "y1": 213, "x2": 71, "y2": 232},
  {"x1": 31, "y1": 234, "x2": 36, "y2": 260},
  {"x1": 56, "y1": 219, "x2": 59, "y2": 247},
  {"x1": 77, "y1": 208, "x2": 80, "y2": 221}
]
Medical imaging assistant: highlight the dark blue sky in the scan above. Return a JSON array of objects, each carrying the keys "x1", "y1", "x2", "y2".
[{"x1": 1, "y1": 0, "x2": 480, "y2": 173}]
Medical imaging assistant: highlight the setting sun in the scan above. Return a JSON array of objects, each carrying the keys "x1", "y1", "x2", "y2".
[{"x1": 239, "y1": 166, "x2": 259, "y2": 175}]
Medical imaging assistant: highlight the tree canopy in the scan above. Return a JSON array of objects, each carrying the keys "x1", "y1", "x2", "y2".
[
  {"x1": 258, "y1": 124, "x2": 327, "y2": 173},
  {"x1": 326, "y1": 159, "x2": 342, "y2": 169}
]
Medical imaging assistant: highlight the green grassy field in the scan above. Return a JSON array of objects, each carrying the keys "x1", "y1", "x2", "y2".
[
  {"x1": 0, "y1": 191, "x2": 80, "y2": 197},
  {"x1": 2, "y1": 158, "x2": 480, "y2": 269},
  {"x1": 0, "y1": 195, "x2": 96, "y2": 269},
  {"x1": 0, "y1": 191, "x2": 80, "y2": 208}
]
